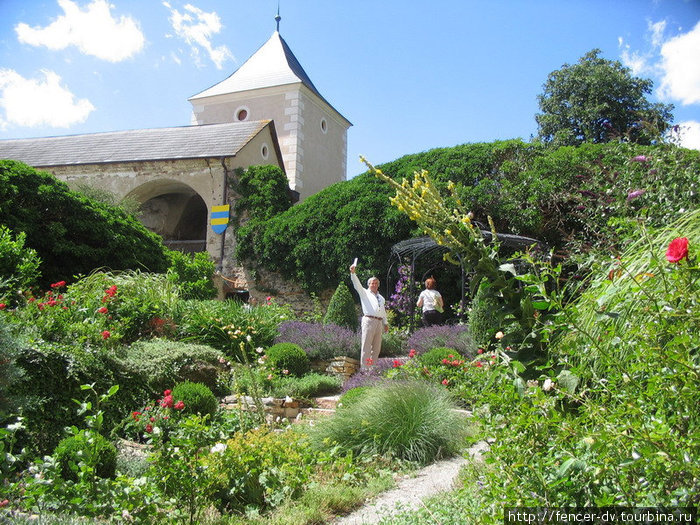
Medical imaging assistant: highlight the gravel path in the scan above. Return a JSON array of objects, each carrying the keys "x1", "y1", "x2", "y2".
[{"x1": 331, "y1": 441, "x2": 489, "y2": 525}]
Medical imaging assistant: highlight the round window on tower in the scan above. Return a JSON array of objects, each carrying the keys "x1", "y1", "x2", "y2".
[
  {"x1": 320, "y1": 118, "x2": 328, "y2": 133},
  {"x1": 235, "y1": 107, "x2": 249, "y2": 121},
  {"x1": 261, "y1": 143, "x2": 269, "y2": 160}
]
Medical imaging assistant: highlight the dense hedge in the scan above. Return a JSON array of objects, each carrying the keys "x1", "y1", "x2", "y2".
[
  {"x1": 0, "y1": 160, "x2": 169, "y2": 287},
  {"x1": 238, "y1": 140, "x2": 700, "y2": 292}
]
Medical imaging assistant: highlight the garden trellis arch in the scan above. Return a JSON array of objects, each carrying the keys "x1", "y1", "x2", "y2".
[{"x1": 387, "y1": 230, "x2": 544, "y2": 329}]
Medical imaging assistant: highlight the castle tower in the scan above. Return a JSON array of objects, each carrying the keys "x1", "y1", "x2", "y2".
[{"x1": 188, "y1": 18, "x2": 351, "y2": 201}]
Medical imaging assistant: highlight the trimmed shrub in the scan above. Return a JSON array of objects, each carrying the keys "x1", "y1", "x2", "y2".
[
  {"x1": 419, "y1": 347, "x2": 463, "y2": 369},
  {"x1": 0, "y1": 160, "x2": 169, "y2": 288},
  {"x1": 274, "y1": 321, "x2": 359, "y2": 361},
  {"x1": 406, "y1": 324, "x2": 475, "y2": 357},
  {"x1": 171, "y1": 381, "x2": 218, "y2": 417},
  {"x1": 265, "y1": 343, "x2": 310, "y2": 377},
  {"x1": 119, "y1": 339, "x2": 224, "y2": 396},
  {"x1": 53, "y1": 430, "x2": 118, "y2": 481},
  {"x1": 323, "y1": 282, "x2": 358, "y2": 331},
  {"x1": 467, "y1": 282, "x2": 502, "y2": 348}
]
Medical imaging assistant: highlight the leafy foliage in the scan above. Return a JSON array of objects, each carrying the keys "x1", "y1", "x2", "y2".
[
  {"x1": 536, "y1": 49, "x2": 674, "y2": 146},
  {"x1": 467, "y1": 281, "x2": 501, "y2": 348},
  {"x1": 53, "y1": 430, "x2": 117, "y2": 482},
  {"x1": 0, "y1": 160, "x2": 169, "y2": 287},
  {"x1": 0, "y1": 226, "x2": 40, "y2": 304},
  {"x1": 165, "y1": 250, "x2": 217, "y2": 300}
]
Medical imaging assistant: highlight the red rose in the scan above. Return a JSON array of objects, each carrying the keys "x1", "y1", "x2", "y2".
[
  {"x1": 174, "y1": 401, "x2": 185, "y2": 410},
  {"x1": 145, "y1": 424, "x2": 153, "y2": 433},
  {"x1": 101, "y1": 330, "x2": 111, "y2": 339},
  {"x1": 98, "y1": 307, "x2": 108, "y2": 314},
  {"x1": 666, "y1": 237, "x2": 689, "y2": 263},
  {"x1": 0, "y1": 303, "x2": 6, "y2": 310},
  {"x1": 160, "y1": 395, "x2": 173, "y2": 408},
  {"x1": 164, "y1": 389, "x2": 172, "y2": 396}
]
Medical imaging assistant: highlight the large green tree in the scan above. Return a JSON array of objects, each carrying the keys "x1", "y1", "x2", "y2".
[{"x1": 535, "y1": 49, "x2": 674, "y2": 146}]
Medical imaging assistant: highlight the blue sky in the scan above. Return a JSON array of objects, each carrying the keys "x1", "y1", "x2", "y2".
[{"x1": 0, "y1": 0, "x2": 699, "y2": 178}]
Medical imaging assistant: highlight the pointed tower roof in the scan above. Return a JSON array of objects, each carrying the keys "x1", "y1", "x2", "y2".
[{"x1": 190, "y1": 31, "x2": 325, "y2": 105}]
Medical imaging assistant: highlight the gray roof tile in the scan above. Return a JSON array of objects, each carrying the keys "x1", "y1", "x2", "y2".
[{"x1": 0, "y1": 120, "x2": 270, "y2": 167}]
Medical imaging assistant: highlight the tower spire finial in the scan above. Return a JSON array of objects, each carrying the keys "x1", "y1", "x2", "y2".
[{"x1": 275, "y1": 3, "x2": 281, "y2": 32}]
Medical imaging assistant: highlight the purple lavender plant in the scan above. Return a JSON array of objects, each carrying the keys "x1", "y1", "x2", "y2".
[
  {"x1": 275, "y1": 321, "x2": 360, "y2": 360},
  {"x1": 406, "y1": 324, "x2": 476, "y2": 358}
]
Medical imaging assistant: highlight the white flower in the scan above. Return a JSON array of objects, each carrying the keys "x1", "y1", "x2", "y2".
[
  {"x1": 285, "y1": 396, "x2": 293, "y2": 403},
  {"x1": 256, "y1": 347, "x2": 264, "y2": 354},
  {"x1": 210, "y1": 443, "x2": 227, "y2": 454},
  {"x1": 495, "y1": 331, "x2": 505, "y2": 340},
  {"x1": 542, "y1": 378, "x2": 554, "y2": 391},
  {"x1": 246, "y1": 335, "x2": 252, "y2": 342}
]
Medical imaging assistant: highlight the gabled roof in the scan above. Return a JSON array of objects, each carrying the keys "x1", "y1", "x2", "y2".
[
  {"x1": 189, "y1": 31, "x2": 348, "y2": 123},
  {"x1": 191, "y1": 32, "x2": 321, "y2": 100},
  {"x1": 0, "y1": 121, "x2": 272, "y2": 167}
]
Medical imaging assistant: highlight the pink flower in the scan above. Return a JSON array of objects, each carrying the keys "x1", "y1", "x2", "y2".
[
  {"x1": 408, "y1": 349, "x2": 417, "y2": 358},
  {"x1": 0, "y1": 303, "x2": 5, "y2": 310},
  {"x1": 0, "y1": 499, "x2": 8, "y2": 508},
  {"x1": 160, "y1": 395, "x2": 174, "y2": 408},
  {"x1": 174, "y1": 401, "x2": 185, "y2": 410},
  {"x1": 626, "y1": 189, "x2": 646, "y2": 202},
  {"x1": 365, "y1": 358, "x2": 374, "y2": 366},
  {"x1": 631, "y1": 155, "x2": 648, "y2": 163},
  {"x1": 97, "y1": 306, "x2": 108, "y2": 314},
  {"x1": 392, "y1": 359, "x2": 402, "y2": 368},
  {"x1": 441, "y1": 379, "x2": 449, "y2": 386},
  {"x1": 145, "y1": 424, "x2": 153, "y2": 433},
  {"x1": 101, "y1": 330, "x2": 111, "y2": 340},
  {"x1": 164, "y1": 389, "x2": 172, "y2": 396},
  {"x1": 666, "y1": 237, "x2": 689, "y2": 263},
  {"x1": 477, "y1": 348, "x2": 484, "y2": 354},
  {"x1": 51, "y1": 281, "x2": 66, "y2": 289},
  {"x1": 474, "y1": 362, "x2": 483, "y2": 368}
]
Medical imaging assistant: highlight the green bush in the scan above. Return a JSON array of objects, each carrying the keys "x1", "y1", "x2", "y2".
[
  {"x1": 0, "y1": 226, "x2": 40, "y2": 304},
  {"x1": 53, "y1": 430, "x2": 118, "y2": 482},
  {"x1": 166, "y1": 250, "x2": 217, "y2": 300},
  {"x1": 206, "y1": 427, "x2": 312, "y2": 512},
  {"x1": 380, "y1": 330, "x2": 407, "y2": 357},
  {"x1": 0, "y1": 160, "x2": 169, "y2": 287},
  {"x1": 418, "y1": 347, "x2": 462, "y2": 369},
  {"x1": 265, "y1": 342, "x2": 310, "y2": 377},
  {"x1": 0, "y1": 314, "x2": 24, "y2": 418},
  {"x1": 308, "y1": 380, "x2": 468, "y2": 465},
  {"x1": 176, "y1": 299, "x2": 293, "y2": 361},
  {"x1": 12, "y1": 341, "x2": 149, "y2": 455},
  {"x1": 323, "y1": 282, "x2": 358, "y2": 331},
  {"x1": 119, "y1": 339, "x2": 224, "y2": 396},
  {"x1": 171, "y1": 381, "x2": 218, "y2": 417},
  {"x1": 467, "y1": 282, "x2": 501, "y2": 348}
]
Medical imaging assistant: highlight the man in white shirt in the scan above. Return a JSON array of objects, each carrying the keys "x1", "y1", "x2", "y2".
[{"x1": 350, "y1": 263, "x2": 388, "y2": 368}]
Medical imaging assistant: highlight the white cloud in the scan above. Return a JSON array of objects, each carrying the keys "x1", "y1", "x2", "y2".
[
  {"x1": 15, "y1": 0, "x2": 144, "y2": 62},
  {"x1": 675, "y1": 120, "x2": 700, "y2": 150},
  {"x1": 164, "y1": 2, "x2": 233, "y2": 69},
  {"x1": 0, "y1": 69, "x2": 94, "y2": 128},
  {"x1": 658, "y1": 21, "x2": 700, "y2": 105}
]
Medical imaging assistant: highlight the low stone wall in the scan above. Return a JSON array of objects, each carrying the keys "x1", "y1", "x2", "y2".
[{"x1": 310, "y1": 356, "x2": 360, "y2": 381}]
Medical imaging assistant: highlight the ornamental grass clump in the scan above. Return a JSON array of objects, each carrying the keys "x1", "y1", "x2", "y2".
[{"x1": 308, "y1": 380, "x2": 468, "y2": 465}]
